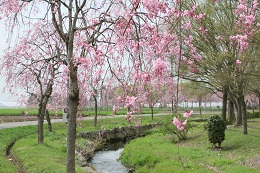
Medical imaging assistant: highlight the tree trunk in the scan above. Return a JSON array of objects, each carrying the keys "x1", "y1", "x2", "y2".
[
  {"x1": 94, "y1": 95, "x2": 98, "y2": 127},
  {"x1": 258, "y1": 95, "x2": 260, "y2": 112},
  {"x1": 222, "y1": 86, "x2": 228, "y2": 123},
  {"x1": 150, "y1": 106, "x2": 154, "y2": 120},
  {"x1": 228, "y1": 99, "x2": 235, "y2": 124},
  {"x1": 199, "y1": 98, "x2": 202, "y2": 118},
  {"x1": 171, "y1": 99, "x2": 174, "y2": 113},
  {"x1": 236, "y1": 97, "x2": 243, "y2": 126},
  {"x1": 38, "y1": 109, "x2": 44, "y2": 144},
  {"x1": 37, "y1": 77, "x2": 53, "y2": 144},
  {"x1": 46, "y1": 109, "x2": 52, "y2": 132},
  {"x1": 66, "y1": 62, "x2": 79, "y2": 173},
  {"x1": 242, "y1": 96, "x2": 247, "y2": 134},
  {"x1": 38, "y1": 99, "x2": 48, "y2": 144}
]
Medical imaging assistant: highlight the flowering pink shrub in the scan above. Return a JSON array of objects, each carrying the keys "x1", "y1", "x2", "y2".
[
  {"x1": 173, "y1": 117, "x2": 187, "y2": 131},
  {"x1": 172, "y1": 110, "x2": 193, "y2": 140},
  {"x1": 125, "y1": 96, "x2": 138, "y2": 108},
  {"x1": 183, "y1": 110, "x2": 193, "y2": 118}
]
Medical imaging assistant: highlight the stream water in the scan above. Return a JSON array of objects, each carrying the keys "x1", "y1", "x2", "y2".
[{"x1": 90, "y1": 148, "x2": 128, "y2": 173}]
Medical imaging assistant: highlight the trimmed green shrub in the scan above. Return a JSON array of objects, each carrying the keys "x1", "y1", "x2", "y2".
[{"x1": 207, "y1": 115, "x2": 226, "y2": 148}]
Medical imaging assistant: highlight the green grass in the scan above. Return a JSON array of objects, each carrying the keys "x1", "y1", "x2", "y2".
[
  {"x1": 0, "y1": 108, "x2": 38, "y2": 115},
  {"x1": 0, "y1": 108, "x2": 63, "y2": 116},
  {"x1": 3, "y1": 113, "x2": 257, "y2": 173},
  {"x1": 0, "y1": 106, "x2": 222, "y2": 116},
  {"x1": 120, "y1": 118, "x2": 260, "y2": 173},
  {"x1": 11, "y1": 124, "x2": 86, "y2": 173},
  {"x1": 0, "y1": 125, "x2": 37, "y2": 173},
  {"x1": 4, "y1": 115, "x2": 160, "y2": 172},
  {"x1": 0, "y1": 107, "x2": 160, "y2": 116}
]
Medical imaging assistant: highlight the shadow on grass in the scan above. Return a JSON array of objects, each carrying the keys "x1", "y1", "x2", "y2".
[
  {"x1": 208, "y1": 141, "x2": 242, "y2": 151},
  {"x1": 221, "y1": 143, "x2": 242, "y2": 151}
]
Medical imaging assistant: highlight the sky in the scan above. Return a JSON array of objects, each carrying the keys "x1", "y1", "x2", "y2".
[
  {"x1": 0, "y1": 21, "x2": 7, "y2": 101},
  {"x1": 0, "y1": 20, "x2": 16, "y2": 102},
  {"x1": 0, "y1": 3, "x2": 50, "y2": 102}
]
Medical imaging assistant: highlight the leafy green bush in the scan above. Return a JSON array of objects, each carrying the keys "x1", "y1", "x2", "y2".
[
  {"x1": 160, "y1": 114, "x2": 192, "y2": 142},
  {"x1": 207, "y1": 115, "x2": 226, "y2": 148},
  {"x1": 247, "y1": 111, "x2": 260, "y2": 119}
]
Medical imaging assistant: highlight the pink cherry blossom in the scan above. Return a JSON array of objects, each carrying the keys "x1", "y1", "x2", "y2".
[
  {"x1": 117, "y1": 96, "x2": 124, "y2": 103},
  {"x1": 183, "y1": 110, "x2": 193, "y2": 118},
  {"x1": 235, "y1": 59, "x2": 242, "y2": 66},
  {"x1": 125, "y1": 96, "x2": 138, "y2": 108},
  {"x1": 152, "y1": 58, "x2": 167, "y2": 76},
  {"x1": 173, "y1": 117, "x2": 187, "y2": 131}
]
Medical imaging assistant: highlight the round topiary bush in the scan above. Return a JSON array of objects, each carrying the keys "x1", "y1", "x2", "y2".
[{"x1": 207, "y1": 115, "x2": 226, "y2": 148}]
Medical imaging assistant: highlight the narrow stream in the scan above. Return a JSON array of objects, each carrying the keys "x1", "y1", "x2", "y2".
[
  {"x1": 83, "y1": 124, "x2": 158, "y2": 173},
  {"x1": 90, "y1": 148, "x2": 128, "y2": 173}
]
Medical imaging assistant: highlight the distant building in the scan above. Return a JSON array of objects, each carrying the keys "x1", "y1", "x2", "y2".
[{"x1": 143, "y1": 103, "x2": 161, "y2": 108}]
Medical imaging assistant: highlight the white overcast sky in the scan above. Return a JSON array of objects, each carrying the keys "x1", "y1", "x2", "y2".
[
  {"x1": 0, "y1": 20, "x2": 17, "y2": 102},
  {"x1": 0, "y1": 21, "x2": 7, "y2": 101}
]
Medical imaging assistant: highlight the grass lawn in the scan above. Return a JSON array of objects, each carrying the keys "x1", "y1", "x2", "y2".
[
  {"x1": 0, "y1": 107, "x2": 223, "y2": 116},
  {"x1": 0, "y1": 108, "x2": 38, "y2": 115},
  {"x1": 0, "y1": 108, "x2": 62, "y2": 116},
  {"x1": 0, "y1": 125, "x2": 37, "y2": 173},
  {"x1": 120, "y1": 118, "x2": 260, "y2": 173},
  {"x1": 0, "y1": 107, "x2": 160, "y2": 117},
  {"x1": 1, "y1": 115, "x2": 159, "y2": 173},
  {"x1": 1, "y1": 113, "x2": 258, "y2": 173}
]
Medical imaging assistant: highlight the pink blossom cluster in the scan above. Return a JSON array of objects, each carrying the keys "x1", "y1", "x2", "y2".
[
  {"x1": 142, "y1": 0, "x2": 168, "y2": 17},
  {"x1": 229, "y1": 34, "x2": 248, "y2": 53},
  {"x1": 235, "y1": 59, "x2": 242, "y2": 66},
  {"x1": 232, "y1": 0, "x2": 259, "y2": 54},
  {"x1": 94, "y1": 49, "x2": 104, "y2": 66},
  {"x1": 190, "y1": 68, "x2": 200, "y2": 74},
  {"x1": 125, "y1": 96, "x2": 137, "y2": 108},
  {"x1": 77, "y1": 57, "x2": 90, "y2": 66},
  {"x1": 152, "y1": 58, "x2": 167, "y2": 76},
  {"x1": 235, "y1": 0, "x2": 258, "y2": 32},
  {"x1": 173, "y1": 117, "x2": 187, "y2": 131},
  {"x1": 115, "y1": 18, "x2": 133, "y2": 35},
  {"x1": 183, "y1": 110, "x2": 193, "y2": 118},
  {"x1": 235, "y1": 0, "x2": 258, "y2": 16},
  {"x1": 134, "y1": 72, "x2": 151, "y2": 84},
  {"x1": 193, "y1": 13, "x2": 206, "y2": 20},
  {"x1": 172, "y1": 110, "x2": 193, "y2": 131},
  {"x1": 0, "y1": 0, "x2": 21, "y2": 15},
  {"x1": 117, "y1": 96, "x2": 124, "y2": 103}
]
